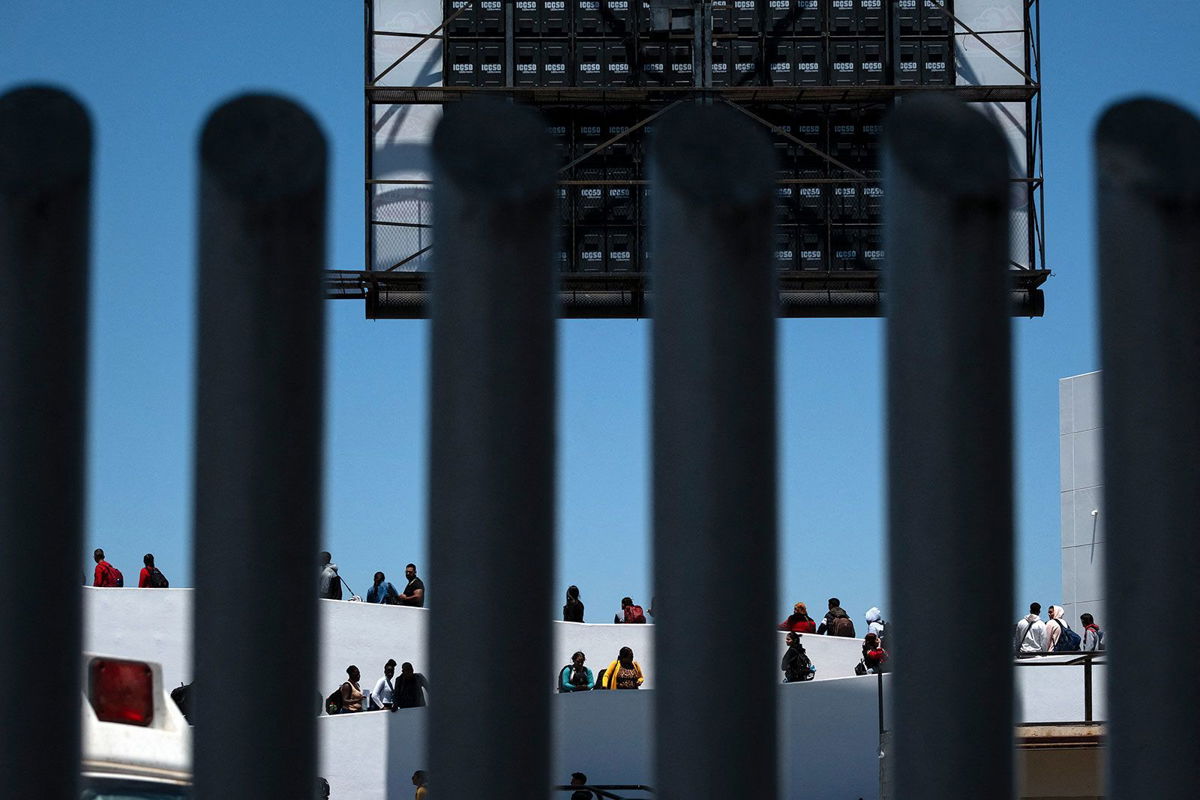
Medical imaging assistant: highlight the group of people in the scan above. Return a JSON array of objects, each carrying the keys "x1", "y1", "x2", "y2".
[
  {"x1": 319, "y1": 552, "x2": 426, "y2": 607},
  {"x1": 89, "y1": 548, "x2": 170, "y2": 588},
  {"x1": 777, "y1": 598, "x2": 886, "y2": 641},
  {"x1": 562, "y1": 586, "x2": 653, "y2": 625},
  {"x1": 778, "y1": 599, "x2": 891, "y2": 681},
  {"x1": 1014, "y1": 602, "x2": 1104, "y2": 654},
  {"x1": 329, "y1": 659, "x2": 430, "y2": 713},
  {"x1": 557, "y1": 647, "x2": 645, "y2": 692}
]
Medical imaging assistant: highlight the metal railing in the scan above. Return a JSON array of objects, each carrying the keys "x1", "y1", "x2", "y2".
[
  {"x1": 3, "y1": 81, "x2": 1198, "y2": 800},
  {"x1": 551, "y1": 785, "x2": 655, "y2": 799},
  {"x1": 1014, "y1": 652, "x2": 1106, "y2": 723}
]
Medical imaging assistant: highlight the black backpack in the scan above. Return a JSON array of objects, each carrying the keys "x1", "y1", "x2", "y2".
[
  {"x1": 147, "y1": 567, "x2": 169, "y2": 588},
  {"x1": 325, "y1": 685, "x2": 345, "y2": 715},
  {"x1": 1053, "y1": 620, "x2": 1082, "y2": 652}
]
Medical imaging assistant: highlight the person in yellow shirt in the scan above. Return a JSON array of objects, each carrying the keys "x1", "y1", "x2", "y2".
[
  {"x1": 412, "y1": 769, "x2": 428, "y2": 799},
  {"x1": 599, "y1": 646, "x2": 644, "y2": 690}
]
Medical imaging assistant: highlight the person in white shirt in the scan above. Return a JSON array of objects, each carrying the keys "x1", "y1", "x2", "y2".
[
  {"x1": 1013, "y1": 602, "x2": 1046, "y2": 656},
  {"x1": 370, "y1": 659, "x2": 398, "y2": 711}
]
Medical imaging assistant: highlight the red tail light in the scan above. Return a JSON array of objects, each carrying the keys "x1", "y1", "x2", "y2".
[{"x1": 89, "y1": 658, "x2": 154, "y2": 726}]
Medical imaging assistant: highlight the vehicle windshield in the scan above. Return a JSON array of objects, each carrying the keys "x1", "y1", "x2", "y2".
[{"x1": 82, "y1": 778, "x2": 188, "y2": 799}]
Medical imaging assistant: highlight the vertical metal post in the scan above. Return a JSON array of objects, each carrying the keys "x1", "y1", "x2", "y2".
[
  {"x1": 884, "y1": 94, "x2": 1012, "y2": 799},
  {"x1": 427, "y1": 100, "x2": 557, "y2": 800},
  {"x1": 650, "y1": 103, "x2": 777, "y2": 800},
  {"x1": 1097, "y1": 98, "x2": 1200, "y2": 800},
  {"x1": 1083, "y1": 658, "x2": 1093, "y2": 723},
  {"x1": 0, "y1": 86, "x2": 91, "y2": 800},
  {"x1": 192, "y1": 95, "x2": 327, "y2": 800}
]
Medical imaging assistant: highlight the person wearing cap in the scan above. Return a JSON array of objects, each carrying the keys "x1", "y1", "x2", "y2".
[{"x1": 777, "y1": 602, "x2": 817, "y2": 633}]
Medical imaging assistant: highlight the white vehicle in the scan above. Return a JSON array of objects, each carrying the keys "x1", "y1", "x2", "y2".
[{"x1": 81, "y1": 653, "x2": 191, "y2": 798}]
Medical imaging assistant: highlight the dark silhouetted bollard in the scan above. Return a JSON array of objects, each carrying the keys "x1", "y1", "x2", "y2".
[
  {"x1": 0, "y1": 85, "x2": 91, "y2": 800},
  {"x1": 1098, "y1": 98, "x2": 1200, "y2": 800},
  {"x1": 884, "y1": 95, "x2": 1013, "y2": 799},
  {"x1": 650, "y1": 103, "x2": 779, "y2": 800},
  {"x1": 191, "y1": 95, "x2": 327, "y2": 800},
  {"x1": 427, "y1": 100, "x2": 558, "y2": 800}
]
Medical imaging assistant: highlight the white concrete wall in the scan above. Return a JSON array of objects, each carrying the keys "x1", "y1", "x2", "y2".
[{"x1": 1059, "y1": 371, "x2": 1106, "y2": 627}]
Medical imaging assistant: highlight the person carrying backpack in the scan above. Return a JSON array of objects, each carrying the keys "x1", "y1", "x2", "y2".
[
  {"x1": 816, "y1": 597, "x2": 855, "y2": 637},
  {"x1": 1047, "y1": 605, "x2": 1082, "y2": 652},
  {"x1": 782, "y1": 632, "x2": 815, "y2": 682},
  {"x1": 1080, "y1": 612, "x2": 1105, "y2": 652},
  {"x1": 138, "y1": 553, "x2": 169, "y2": 588},
  {"x1": 618, "y1": 597, "x2": 646, "y2": 624},
  {"x1": 92, "y1": 548, "x2": 123, "y2": 588}
]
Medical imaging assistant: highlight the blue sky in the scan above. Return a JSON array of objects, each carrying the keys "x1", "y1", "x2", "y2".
[{"x1": 3, "y1": 2, "x2": 1198, "y2": 623}]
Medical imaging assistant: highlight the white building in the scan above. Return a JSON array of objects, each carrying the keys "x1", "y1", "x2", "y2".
[{"x1": 1059, "y1": 371, "x2": 1104, "y2": 626}]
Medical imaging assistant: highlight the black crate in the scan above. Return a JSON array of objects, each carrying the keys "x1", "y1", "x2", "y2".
[
  {"x1": 604, "y1": 0, "x2": 635, "y2": 35},
  {"x1": 797, "y1": 168, "x2": 827, "y2": 224},
  {"x1": 860, "y1": 227, "x2": 885, "y2": 268},
  {"x1": 543, "y1": 42, "x2": 571, "y2": 86},
  {"x1": 798, "y1": 227, "x2": 826, "y2": 270},
  {"x1": 895, "y1": 41, "x2": 920, "y2": 85},
  {"x1": 639, "y1": 43, "x2": 668, "y2": 86},
  {"x1": 829, "y1": 108, "x2": 857, "y2": 163},
  {"x1": 774, "y1": 226, "x2": 799, "y2": 271},
  {"x1": 543, "y1": 110, "x2": 573, "y2": 163},
  {"x1": 607, "y1": 227, "x2": 638, "y2": 272},
  {"x1": 831, "y1": 227, "x2": 862, "y2": 269},
  {"x1": 796, "y1": 39, "x2": 826, "y2": 85},
  {"x1": 862, "y1": 170, "x2": 883, "y2": 219},
  {"x1": 831, "y1": 180, "x2": 860, "y2": 222},
  {"x1": 921, "y1": 40, "x2": 953, "y2": 85},
  {"x1": 859, "y1": 106, "x2": 885, "y2": 168},
  {"x1": 829, "y1": 0, "x2": 856, "y2": 35},
  {"x1": 859, "y1": 40, "x2": 886, "y2": 85},
  {"x1": 515, "y1": 0, "x2": 539, "y2": 34},
  {"x1": 712, "y1": 2, "x2": 733, "y2": 34},
  {"x1": 732, "y1": 0, "x2": 758, "y2": 34},
  {"x1": 767, "y1": 0, "x2": 794, "y2": 36},
  {"x1": 515, "y1": 43, "x2": 540, "y2": 87},
  {"x1": 794, "y1": 112, "x2": 827, "y2": 170},
  {"x1": 574, "y1": 112, "x2": 604, "y2": 159},
  {"x1": 605, "y1": 41, "x2": 635, "y2": 86},
  {"x1": 604, "y1": 113, "x2": 640, "y2": 163},
  {"x1": 896, "y1": 0, "x2": 919, "y2": 36},
  {"x1": 575, "y1": 0, "x2": 603, "y2": 35},
  {"x1": 861, "y1": 0, "x2": 886, "y2": 35},
  {"x1": 446, "y1": 0, "x2": 475, "y2": 36},
  {"x1": 775, "y1": 171, "x2": 798, "y2": 225},
  {"x1": 557, "y1": 184, "x2": 573, "y2": 224},
  {"x1": 478, "y1": 41, "x2": 506, "y2": 86},
  {"x1": 541, "y1": 0, "x2": 571, "y2": 34},
  {"x1": 830, "y1": 41, "x2": 857, "y2": 85},
  {"x1": 576, "y1": 168, "x2": 606, "y2": 223},
  {"x1": 576, "y1": 41, "x2": 604, "y2": 85},
  {"x1": 711, "y1": 42, "x2": 732, "y2": 87},
  {"x1": 669, "y1": 43, "x2": 694, "y2": 86},
  {"x1": 577, "y1": 228, "x2": 607, "y2": 272},
  {"x1": 606, "y1": 167, "x2": 637, "y2": 223},
  {"x1": 798, "y1": 0, "x2": 823, "y2": 34},
  {"x1": 732, "y1": 41, "x2": 760, "y2": 86},
  {"x1": 478, "y1": 0, "x2": 505, "y2": 34},
  {"x1": 446, "y1": 41, "x2": 477, "y2": 86},
  {"x1": 767, "y1": 40, "x2": 794, "y2": 85},
  {"x1": 556, "y1": 228, "x2": 572, "y2": 272},
  {"x1": 922, "y1": 0, "x2": 951, "y2": 36}
]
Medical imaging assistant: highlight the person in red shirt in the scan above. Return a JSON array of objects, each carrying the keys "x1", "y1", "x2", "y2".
[
  {"x1": 138, "y1": 553, "x2": 168, "y2": 588},
  {"x1": 777, "y1": 602, "x2": 817, "y2": 633},
  {"x1": 92, "y1": 548, "x2": 121, "y2": 587}
]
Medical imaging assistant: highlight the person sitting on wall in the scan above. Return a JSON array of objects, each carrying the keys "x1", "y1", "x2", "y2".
[
  {"x1": 599, "y1": 646, "x2": 644, "y2": 690},
  {"x1": 857, "y1": 633, "x2": 889, "y2": 675},
  {"x1": 777, "y1": 602, "x2": 817, "y2": 633},
  {"x1": 366, "y1": 571, "x2": 399, "y2": 604},
  {"x1": 394, "y1": 662, "x2": 430, "y2": 708},
  {"x1": 558, "y1": 651, "x2": 595, "y2": 693},
  {"x1": 563, "y1": 584, "x2": 585, "y2": 622}
]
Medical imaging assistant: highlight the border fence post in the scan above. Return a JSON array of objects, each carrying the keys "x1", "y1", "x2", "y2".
[
  {"x1": 0, "y1": 86, "x2": 91, "y2": 800},
  {"x1": 1097, "y1": 98, "x2": 1200, "y2": 800},
  {"x1": 191, "y1": 95, "x2": 327, "y2": 800},
  {"x1": 650, "y1": 103, "x2": 778, "y2": 800},
  {"x1": 427, "y1": 100, "x2": 558, "y2": 799},
  {"x1": 884, "y1": 94, "x2": 1013, "y2": 799}
]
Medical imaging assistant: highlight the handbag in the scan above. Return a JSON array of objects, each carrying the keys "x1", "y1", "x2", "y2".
[{"x1": 854, "y1": 660, "x2": 868, "y2": 676}]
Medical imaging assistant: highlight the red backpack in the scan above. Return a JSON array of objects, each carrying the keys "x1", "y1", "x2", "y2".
[
  {"x1": 101, "y1": 562, "x2": 124, "y2": 588},
  {"x1": 624, "y1": 605, "x2": 646, "y2": 624}
]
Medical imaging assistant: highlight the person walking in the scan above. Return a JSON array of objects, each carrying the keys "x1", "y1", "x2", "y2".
[
  {"x1": 339, "y1": 665, "x2": 364, "y2": 713},
  {"x1": 781, "y1": 631, "x2": 815, "y2": 682},
  {"x1": 563, "y1": 585, "x2": 585, "y2": 622},
  {"x1": 396, "y1": 563, "x2": 425, "y2": 607},
  {"x1": 92, "y1": 549, "x2": 123, "y2": 587},
  {"x1": 394, "y1": 662, "x2": 430, "y2": 708},
  {"x1": 816, "y1": 597, "x2": 855, "y2": 637},
  {"x1": 1014, "y1": 602, "x2": 1047, "y2": 656},
  {"x1": 366, "y1": 572, "x2": 398, "y2": 604},
  {"x1": 777, "y1": 602, "x2": 817, "y2": 633},
  {"x1": 138, "y1": 553, "x2": 169, "y2": 588},
  {"x1": 319, "y1": 552, "x2": 342, "y2": 600},
  {"x1": 599, "y1": 647, "x2": 644, "y2": 690},
  {"x1": 371, "y1": 659, "x2": 398, "y2": 710},
  {"x1": 558, "y1": 651, "x2": 595, "y2": 692},
  {"x1": 1081, "y1": 613, "x2": 1105, "y2": 651}
]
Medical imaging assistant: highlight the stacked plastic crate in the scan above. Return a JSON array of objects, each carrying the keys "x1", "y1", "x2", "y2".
[{"x1": 444, "y1": 0, "x2": 508, "y2": 87}]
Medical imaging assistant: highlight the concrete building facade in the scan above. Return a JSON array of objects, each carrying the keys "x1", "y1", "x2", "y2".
[{"x1": 1059, "y1": 371, "x2": 1105, "y2": 626}]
